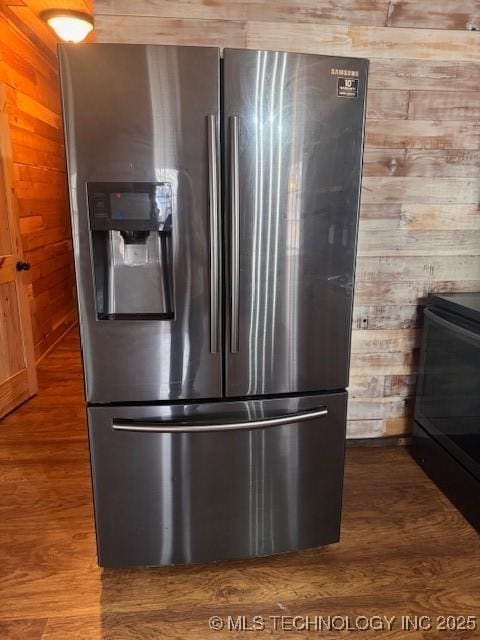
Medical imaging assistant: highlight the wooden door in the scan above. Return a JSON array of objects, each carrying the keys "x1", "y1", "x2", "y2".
[{"x1": 0, "y1": 83, "x2": 37, "y2": 418}]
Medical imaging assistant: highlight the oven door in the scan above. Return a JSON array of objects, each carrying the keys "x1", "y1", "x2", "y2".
[{"x1": 415, "y1": 307, "x2": 480, "y2": 478}]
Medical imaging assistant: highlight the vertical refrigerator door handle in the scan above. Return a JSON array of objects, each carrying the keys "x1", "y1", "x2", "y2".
[
  {"x1": 207, "y1": 114, "x2": 220, "y2": 354},
  {"x1": 230, "y1": 115, "x2": 240, "y2": 353}
]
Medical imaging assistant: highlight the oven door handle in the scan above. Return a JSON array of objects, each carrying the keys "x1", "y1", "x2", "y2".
[
  {"x1": 112, "y1": 406, "x2": 328, "y2": 433},
  {"x1": 424, "y1": 308, "x2": 480, "y2": 344}
]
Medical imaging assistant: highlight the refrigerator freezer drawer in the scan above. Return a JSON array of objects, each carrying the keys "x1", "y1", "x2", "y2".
[{"x1": 88, "y1": 392, "x2": 347, "y2": 567}]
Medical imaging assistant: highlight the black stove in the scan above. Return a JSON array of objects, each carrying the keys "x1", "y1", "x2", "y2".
[{"x1": 412, "y1": 292, "x2": 480, "y2": 531}]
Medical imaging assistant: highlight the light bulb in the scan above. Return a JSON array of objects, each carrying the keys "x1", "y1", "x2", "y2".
[{"x1": 42, "y1": 11, "x2": 93, "y2": 43}]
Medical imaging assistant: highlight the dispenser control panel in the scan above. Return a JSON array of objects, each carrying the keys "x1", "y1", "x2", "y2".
[{"x1": 87, "y1": 182, "x2": 172, "y2": 231}]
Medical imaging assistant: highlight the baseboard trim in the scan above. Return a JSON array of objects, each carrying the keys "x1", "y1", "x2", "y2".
[
  {"x1": 347, "y1": 435, "x2": 412, "y2": 448},
  {"x1": 35, "y1": 320, "x2": 78, "y2": 365}
]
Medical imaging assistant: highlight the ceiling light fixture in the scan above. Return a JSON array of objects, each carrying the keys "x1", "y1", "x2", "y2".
[{"x1": 41, "y1": 10, "x2": 94, "y2": 43}]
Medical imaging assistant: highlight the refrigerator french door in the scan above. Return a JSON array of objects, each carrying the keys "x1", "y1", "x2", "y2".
[
  {"x1": 224, "y1": 49, "x2": 366, "y2": 396},
  {"x1": 59, "y1": 44, "x2": 368, "y2": 567},
  {"x1": 60, "y1": 44, "x2": 222, "y2": 403}
]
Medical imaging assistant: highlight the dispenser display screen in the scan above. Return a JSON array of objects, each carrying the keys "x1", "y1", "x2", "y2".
[
  {"x1": 88, "y1": 182, "x2": 172, "y2": 232},
  {"x1": 110, "y1": 192, "x2": 151, "y2": 221}
]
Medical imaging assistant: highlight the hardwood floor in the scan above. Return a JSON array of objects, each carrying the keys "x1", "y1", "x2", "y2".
[{"x1": 0, "y1": 328, "x2": 479, "y2": 639}]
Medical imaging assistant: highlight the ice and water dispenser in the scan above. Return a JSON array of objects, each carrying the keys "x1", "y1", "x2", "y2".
[{"x1": 88, "y1": 182, "x2": 173, "y2": 320}]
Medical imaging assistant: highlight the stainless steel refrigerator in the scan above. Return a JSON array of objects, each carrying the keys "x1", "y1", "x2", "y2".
[{"x1": 59, "y1": 44, "x2": 368, "y2": 567}]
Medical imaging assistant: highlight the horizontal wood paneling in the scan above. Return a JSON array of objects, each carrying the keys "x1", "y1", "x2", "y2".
[
  {"x1": 361, "y1": 177, "x2": 480, "y2": 203},
  {"x1": 365, "y1": 120, "x2": 480, "y2": 150},
  {"x1": 350, "y1": 351, "x2": 419, "y2": 375},
  {"x1": 347, "y1": 20, "x2": 476, "y2": 433},
  {"x1": 95, "y1": 17, "x2": 480, "y2": 62},
  {"x1": 95, "y1": 0, "x2": 392, "y2": 26},
  {"x1": 366, "y1": 89, "x2": 409, "y2": 120},
  {"x1": 347, "y1": 397, "x2": 412, "y2": 420},
  {"x1": 352, "y1": 305, "x2": 421, "y2": 330},
  {"x1": 95, "y1": 16, "x2": 248, "y2": 47},
  {"x1": 408, "y1": 91, "x2": 480, "y2": 121},
  {"x1": 347, "y1": 415, "x2": 410, "y2": 436},
  {"x1": 355, "y1": 280, "x2": 480, "y2": 304},
  {"x1": 359, "y1": 204, "x2": 480, "y2": 230},
  {"x1": 349, "y1": 374, "x2": 417, "y2": 398},
  {"x1": 96, "y1": 0, "x2": 480, "y2": 32},
  {"x1": 368, "y1": 58, "x2": 480, "y2": 91},
  {"x1": 351, "y1": 329, "x2": 420, "y2": 353},
  {"x1": 244, "y1": 23, "x2": 480, "y2": 61},
  {"x1": 357, "y1": 230, "x2": 480, "y2": 256},
  {"x1": 346, "y1": 419, "x2": 384, "y2": 438},
  {"x1": 396, "y1": 204, "x2": 480, "y2": 229},
  {"x1": 387, "y1": 1, "x2": 479, "y2": 31},
  {"x1": 94, "y1": 2, "x2": 480, "y2": 439},
  {"x1": 363, "y1": 149, "x2": 480, "y2": 178},
  {"x1": 0, "y1": 7, "x2": 77, "y2": 359},
  {"x1": 357, "y1": 255, "x2": 480, "y2": 280}
]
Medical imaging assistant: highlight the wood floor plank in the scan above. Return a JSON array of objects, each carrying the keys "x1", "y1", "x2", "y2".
[{"x1": 0, "y1": 618, "x2": 46, "y2": 640}]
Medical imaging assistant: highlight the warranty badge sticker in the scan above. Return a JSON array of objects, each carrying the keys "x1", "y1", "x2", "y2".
[{"x1": 337, "y1": 77, "x2": 358, "y2": 98}]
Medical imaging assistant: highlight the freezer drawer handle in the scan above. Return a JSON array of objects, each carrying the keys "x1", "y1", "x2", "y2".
[
  {"x1": 207, "y1": 114, "x2": 220, "y2": 353},
  {"x1": 229, "y1": 115, "x2": 240, "y2": 353},
  {"x1": 425, "y1": 308, "x2": 480, "y2": 343},
  {"x1": 111, "y1": 406, "x2": 328, "y2": 433}
]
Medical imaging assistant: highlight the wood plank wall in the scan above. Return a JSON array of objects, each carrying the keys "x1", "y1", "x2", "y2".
[
  {"x1": 94, "y1": 0, "x2": 480, "y2": 439},
  {"x1": 0, "y1": 3, "x2": 83, "y2": 360}
]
